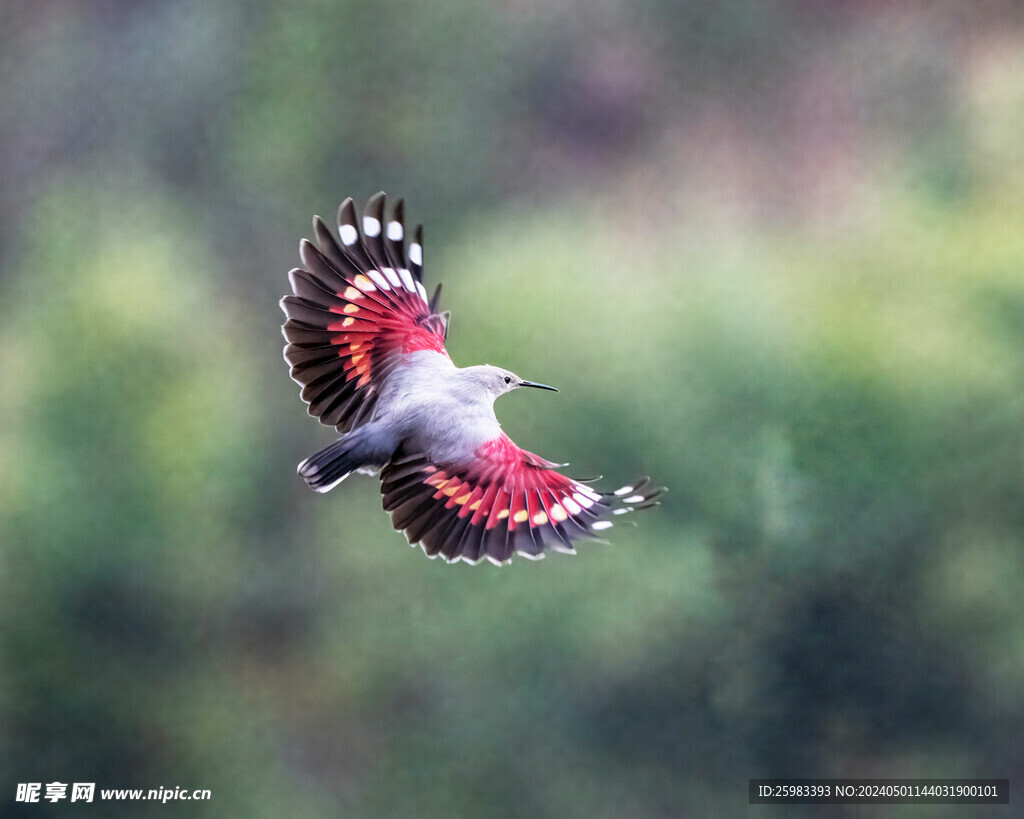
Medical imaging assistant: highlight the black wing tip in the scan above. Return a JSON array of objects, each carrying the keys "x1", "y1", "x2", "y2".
[
  {"x1": 611, "y1": 478, "x2": 666, "y2": 500},
  {"x1": 337, "y1": 198, "x2": 357, "y2": 226},
  {"x1": 428, "y1": 283, "x2": 443, "y2": 313},
  {"x1": 598, "y1": 479, "x2": 667, "y2": 527},
  {"x1": 337, "y1": 193, "x2": 389, "y2": 218}
]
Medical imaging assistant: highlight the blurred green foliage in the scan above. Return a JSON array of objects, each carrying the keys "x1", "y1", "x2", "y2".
[{"x1": 2, "y1": 1, "x2": 1024, "y2": 816}]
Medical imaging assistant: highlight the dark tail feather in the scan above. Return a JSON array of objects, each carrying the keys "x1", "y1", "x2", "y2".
[{"x1": 298, "y1": 438, "x2": 366, "y2": 493}]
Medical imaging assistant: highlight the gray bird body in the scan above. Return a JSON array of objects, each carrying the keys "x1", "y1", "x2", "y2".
[{"x1": 300, "y1": 352, "x2": 526, "y2": 490}]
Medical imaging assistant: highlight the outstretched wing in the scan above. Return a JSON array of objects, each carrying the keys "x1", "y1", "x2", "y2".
[
  {"x1": 380, "y1": 433, "x2": 665, "y2": 565},
  {"x1": 281, "y1": 193, "x2": 449, "y2": 433}
]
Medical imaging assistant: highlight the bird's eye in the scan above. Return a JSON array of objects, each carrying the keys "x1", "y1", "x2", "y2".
[{"x1": 503, "y1": 376, "x2": 512, "y2": 384}]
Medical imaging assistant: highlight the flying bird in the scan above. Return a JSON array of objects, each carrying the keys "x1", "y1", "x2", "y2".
[{"x1": 280, "y1": 193, "x2": 664, "y2": 564}]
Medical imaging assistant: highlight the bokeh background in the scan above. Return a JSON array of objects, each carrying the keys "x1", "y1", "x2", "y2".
[{"x1": 2, "y1": 1, "x2": 1023, "y2": 816}]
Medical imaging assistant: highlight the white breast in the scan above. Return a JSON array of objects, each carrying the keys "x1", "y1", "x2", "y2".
[{"x1": 376, "y1": 351, "x2": 501, "y2": 463}]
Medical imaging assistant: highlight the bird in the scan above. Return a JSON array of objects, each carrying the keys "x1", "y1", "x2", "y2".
[{"x1": 280, "y1": 193, "x2": 664, "y2": 565}]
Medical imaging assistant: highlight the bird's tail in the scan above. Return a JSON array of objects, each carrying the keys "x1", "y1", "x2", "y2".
[{"x1": 297, "y1": 425, "x2": 398, "y2": 493}]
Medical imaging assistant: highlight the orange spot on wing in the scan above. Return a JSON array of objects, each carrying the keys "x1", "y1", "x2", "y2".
[
  {"x1": 458, "y1": 486, "x2": 486, "y2": 519},
  {"x1": 508, "y1": 492, "x2": 527, "y2": 529},
  {"x1": 486, "y1": 489, "x2": 510, "y2": 529}
]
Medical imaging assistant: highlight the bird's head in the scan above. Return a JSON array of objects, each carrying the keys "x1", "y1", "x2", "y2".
[{"x1": 466, "y1": 365, "x2": 558, "y2": 401}]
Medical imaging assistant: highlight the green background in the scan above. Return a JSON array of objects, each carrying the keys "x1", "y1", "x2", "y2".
[{"x1": 2, "y1": 1, "x2": 1022, "y2": 816}]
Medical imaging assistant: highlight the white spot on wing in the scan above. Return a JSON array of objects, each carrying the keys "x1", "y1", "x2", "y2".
[
  {"x1": 592, "y1": 520, "x2": 613, "y2": 531},
  {"x1": 363, "y1": 216, "x2": 381, "y2": 236},
  {"x1": 353, "y1": 274, "x2": 376, "y2": 292},
  {"x1": 573, "y1": 492, "x2": 595, "y2": 510},
  {"x1": 399, "y1": 268, "x2": 416, "y2": 292},
  {"x1": 339, "y1": 224, "x2": 358, "y2": 245},
  {"x1": 382, "y1": 267, "x2": 402, "y2": 287},
  {"x1": 562, "y1": 497, "x2": 582, "y2": 515},
  {"x1": 623, "y1": 494, "x2": 645, "y2": 504},
  {"x1": 387, "y1": 220, "x2": 403, "y2": 241},
  {"x1": 415, "y1": 282, "x2": 428, "y2": 303},
  {"x1": 367, "y1": 270, "x2": 390, "y2": 290},
  {"x1": 614, "y1": 485, "x2": 634, "y2": 496},
  {"x1": 409, "y1": 242, "x2": 423, "y2": 266}
]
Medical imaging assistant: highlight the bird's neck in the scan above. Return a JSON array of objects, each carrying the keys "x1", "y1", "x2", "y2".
[{"x1": 451, "y1": 366, "x2": 499, "y2": 409}]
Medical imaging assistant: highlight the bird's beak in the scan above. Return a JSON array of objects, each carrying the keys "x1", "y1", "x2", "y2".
[{"x1": 520, "y1": 380, "x2": 558, "y2": 392}]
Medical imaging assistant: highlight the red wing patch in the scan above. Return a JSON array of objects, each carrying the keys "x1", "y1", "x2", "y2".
[
  {"x1": 281, "y1": 193, "x2": 449, "y2": 433},
  {"x1": 380, "y1": 434, "x2": 665, "y2": 565}
]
